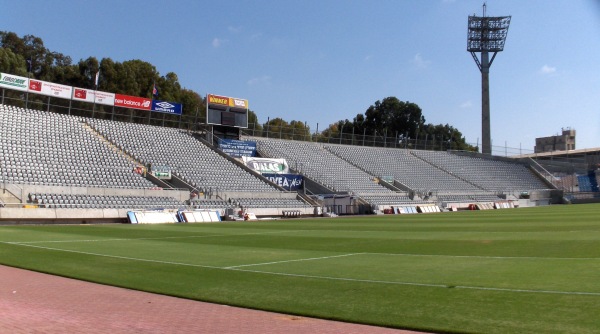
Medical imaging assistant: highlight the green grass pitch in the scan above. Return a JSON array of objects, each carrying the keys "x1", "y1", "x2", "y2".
[{"x1": 1, "y1": 204, "x2": 600, "y2": 333}]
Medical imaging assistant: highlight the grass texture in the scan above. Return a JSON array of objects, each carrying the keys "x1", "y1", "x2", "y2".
[{"x1": 1, "y1": 204, "x2": 600, "y2": 333}]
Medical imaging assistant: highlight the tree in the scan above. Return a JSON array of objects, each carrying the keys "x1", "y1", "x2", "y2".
[
  {"x1": 316, "y1": 119, "x2": 352, "y2": 143},
  {"x1": 364, "y1": 97, "x2": 425, "y2": 140},
  {"x1": 263, "y1": 118, "x2": 289, "y2": 139},
  {"x1": 420, "y1": 123, "x2": 477, "y2": 151},
  {"x1": 156, "y1": 72, "x2": 181, "y2": 102},
  {"x1": 179, "y1": 88, "x2": 204, "y2": 121},
  {"x1": 1, "y1": 31, "x2": 71, "y2": 81},
  {"x1": 76, "y1": 56, "x2": 99, "y2": 88},
  {"x1": 289, "y1": 120, "x2": 311, "y2": 141},
  {"x1": 247, "y1": 110, "x2": 263, "y2": 136},
  {"x1": 0, "y1": 47, "x2": 26, "y2": 75}
]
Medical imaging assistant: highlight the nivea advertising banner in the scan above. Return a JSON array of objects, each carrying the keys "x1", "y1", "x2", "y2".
[
  {"x1": 242, "y1": 157, "x2": 289, "y2": 174},
  {"x1": 219, "y1": 139, "x2": 256, "y2": 158},
  {"x1": 262, "y1": 173, "x2": 303, "y2": 191},
  {"x1": 152, "y1": 100, "x2": 183, "y2": 115}
]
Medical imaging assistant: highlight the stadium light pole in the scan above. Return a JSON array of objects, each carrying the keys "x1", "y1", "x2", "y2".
[{"x1": 467, "y1": 3, "x2": 511, "y2": 155}]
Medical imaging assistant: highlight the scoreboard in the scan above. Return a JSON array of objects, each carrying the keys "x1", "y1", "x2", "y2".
[{"x1": 206, "y1": 94, "x2": 248, "y2": 128}]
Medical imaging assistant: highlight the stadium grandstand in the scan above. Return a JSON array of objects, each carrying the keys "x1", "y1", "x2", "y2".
[{"x1": 0, "y1": 73, "x2": 573, "y2": 224}]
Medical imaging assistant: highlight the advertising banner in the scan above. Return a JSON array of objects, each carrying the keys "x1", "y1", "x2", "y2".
[
  {"x1": 207, "y1": 94, "x2": 248, "y2": 110},
  {"x1": 218, "y1": 139, "x2": 256, "y2": 158},
  {"x1": 151, "y1": 100, "x2": 182, "y2": 115},
  {"x1": 242, "y1": 157, "x2": 289, "y2": 174},
  {"x1": 150, "y1": 165, "x2": 172, "y2": 180},
  {"x1": 207, "y1": 94, "x2": 230, "y2": 107},
  {"x1": 28, "y1": 79, "x2": 72, "y2": 99},
  {"x1": 262, "y1": 173, "x2": 303, "y2": 191},
  {"x1": 72, "y1": 87, "x2": 115, "y2": 106},
  {"x1": 114, "y1": 93, "x2": 152, "y2": 110},
  {"x1": 0, "y1": 72, "x2": 29, "y2": 91}
]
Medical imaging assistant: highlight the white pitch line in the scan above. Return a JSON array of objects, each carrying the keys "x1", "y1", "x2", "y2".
[
  {"x1": 228, "y1": 267, "x2": 600, "y2": 297},
  {"x1": 3, "y1": 242, "x2": 600, "y2": 297},
  {"x1": 224, "y1": 253, "x2": 362, "y2": 269},
  {"x1": 455, "y1": 285, "x2": 600, "y2": 296},
  {"x1": 2, "y1": 242, "x2": 223, "y2": 270},
  {"x1": 2, "y1": 229, "x2": 304, "y2": 245},
  {"x1": 363, "y1": 252, "x2": 600, "y2": 261}
]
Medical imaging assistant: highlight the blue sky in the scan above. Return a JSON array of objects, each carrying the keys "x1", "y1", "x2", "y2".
[{"x1": 3, "y1": 0, "x2": 600, "y2": 154}]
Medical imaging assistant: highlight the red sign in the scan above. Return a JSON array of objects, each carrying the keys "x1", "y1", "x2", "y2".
[
  {"x1": 114, "y1": 94, "x2": 152, "y2": 110},
  {"x1": 29, "y1": 80, "x2": 42, "y2": 92},
  {"x1": 74, "y1": 88, "x2": 87, "y2": 99}
]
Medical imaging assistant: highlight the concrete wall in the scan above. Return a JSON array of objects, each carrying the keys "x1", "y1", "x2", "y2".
[
  {"x1": 0, "y1": 207, "x2": 129, "y2": 223},
  {"x1": 242, "y1": 207, "x2": 315, "y2": 217}
]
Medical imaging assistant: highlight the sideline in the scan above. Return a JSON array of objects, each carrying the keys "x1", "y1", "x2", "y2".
[{"x1": 3, "y1": 241, "x2": 600, "y2": 297}]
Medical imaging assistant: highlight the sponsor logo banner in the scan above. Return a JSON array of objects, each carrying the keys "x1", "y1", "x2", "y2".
[
  {"x1": 218, "y1": 139, "x2": 256, "y2": 158},
  {"x1": 262, "y1": 173, "x2": 304, "y2": 191},
  {"x1": 242, "y1": 157, "x2": 289, "y2": 174},
  {"x1": 152, "y1": 100, "x2": 182, "y2": 115},
  {"x1": 28, "y1": 79, "x2": 72, "y2": 99},
  {"x1": 207, "y1": 93, "x2": 248, "y2": 109},
  {"x1": 207, "y1": 94, "x2": 230, "y2": 106},
  {"x1": 150, "y1": 165, "x2": 172, "y2": 180},
  {"x1": 72, "y1": 87, "x2": 115, "y2": 106},
  {"x1": 94, "y1": 91, "x2": 116, "y2": 106},
  {"x1": 114, "y1": 94, "x2": 152, "y2": 110},
  {"x1": 229, "y1": 97, "x2": 248, "y2": 109},
  {"x1": 0, "y1": 72, "x2": 29, "y2": 91}
]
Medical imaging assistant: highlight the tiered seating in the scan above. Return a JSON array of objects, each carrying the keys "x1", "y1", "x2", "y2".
[
  {"x1": 576, "y1": 173, "x2": 599, "y2": 192},
  {"x1": 359, "y1": 194, "x2": 415, "y2": 205},
  {"x1": 0, "y1": 104, "x2": 154, "y2": 188},
  {"x1": 411, "y1": 151, "x2": 550, "y2": 191},
  {"x1": 191, "y1": 199, "x2": 232, "y2": 210},
  {"x1": 437, "y1": 194, "x2": 501, "y2": 203},
  {"x1": 250, "y1": 137, "x2": 397, "y2": 195},
  {"x1": 28, "y1": 193, "x2": 184, "y2": 209},
  {"x1": 324, "y1": 144, "x2": 479, "y2": 192},
  {"x1": 88, "y1": 120, "x2": 279, "y2": 193},
  {"x1": 231, "y1": 197, "x2": 309, "y2": 209}
]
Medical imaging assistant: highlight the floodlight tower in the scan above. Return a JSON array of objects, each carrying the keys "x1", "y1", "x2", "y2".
[{"x1": 467, "y1": 3, "x2": 511, "y2": 155}]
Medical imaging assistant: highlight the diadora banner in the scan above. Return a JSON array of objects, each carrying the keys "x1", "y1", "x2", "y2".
[
  {"x1": 114, "y1": 94, "x2": 152, "y2": 110},
  {"x1": 28, "y1": 79, "x2": 72, "y2": 99},
  {"x1": 207, "y1": 94, "x2": 248, "y2": 110},
  {"x1": 242, "y1": 157, "x2": 289, "y2": 174},
  {"x1": 218, "y1": 139, "x2": 256, "y2": 158},
  {"x1": 72, "y1": 87, "x2": 115, "y2": 106},
  {"x1": 0, "y1": 72, "x2": 28, "y2": 91},
  {"x1": 152, "y1": 100, "x2": 183, "y2": 115},
  {"x1": 262, "y1": 173, "x2": 303, "y2": 191}
]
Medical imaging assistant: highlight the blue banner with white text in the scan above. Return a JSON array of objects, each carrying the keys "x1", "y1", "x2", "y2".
[
  {"x1": 262, "y1": 173, "x2": 303, "y2": 191},
  {"x1": 152, "y1": 100, "x2": 183, "y2": 115},
  {"x1": 219, "y1": 139, "x2": 257, "y2": 158}
]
